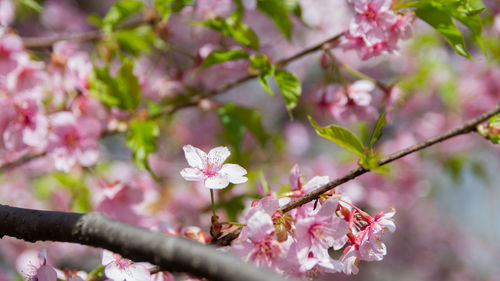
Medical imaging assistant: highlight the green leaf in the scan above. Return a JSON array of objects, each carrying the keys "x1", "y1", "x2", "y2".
[
  {"x1": 367, "y1": 112, "x2": 386, "y2": 149},
  {"x1": 257, "y1": 0, "x2": 293, "y2": 39},
  {"x1": 89, "y1": 58, "x2": 141, "y2": 110},
  {"x1": 360, "y1": 150, "x2": 390, "y2": 174},
  {"x1": 19, "y1": 0, "x2": 42, "y2": 12},
  {"x1": 102, "y1": 0, "x2": 144, "y2": 32},
  {"x1": 274, "y1": 70, "x2": 301, "y2": 116},
  {"x1": 154, "y1": 0, "x2": 194, "y2": 20},
  {"x1": 117, "y1": 58, "x2": 142, "y2": 109},
  {"x1": 450, "y1": 8, "x2": 486, "y2": 55},
  {"x1": 115, "y1": 25, "x2": 157, "y2": 57},
  {"x1": 217, "y1": 104, "x2": 270, "y2": 149},
  {"x1": 415, "y1": 3, "x2": 472, "y2": 59},
  {"x1": 198, "y1": 49, "x2": 249, "y2": 72},
  {"x1": 196, "y1": 14, "x2": 259, "y2": 50},
  {"x1": 126, "y1": 120, "x2": 160, "y2": 170},
  {"x1": 249, "y1": 54, "x2": 276, "y2": 96},
  {"x1": 308, "y1": 116, "x2": 364, "y2": 155}
]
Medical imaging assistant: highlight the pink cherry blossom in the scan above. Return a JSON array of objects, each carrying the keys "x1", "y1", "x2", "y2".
[
  {"x1": 180, "y1": 145, "x2": 248, "y2": 189},
  {"x1": 294, "y1": 200, "x2": 348, "y2": 273},
  {"x1": 342, "y1": 0, "x2": 413, "y2": 59},
  {"x1": 2, "y1": 97, "x2": 48, "y2": 152},
  {"x1": 318, "y1": 80, "x2": 377, "y2": 122},
  {"x1": 231, "y1": 208, "x2": 288, "y2": 270},
  {"x1": 101, "y1": 250, "x2": 151, "y2": 281},
  {"x1": 16, "y1": 249, "x2": 57, "y2": 281},
  {"x1": 46, "y1": 112, "x2": 101, "y2": 172}
]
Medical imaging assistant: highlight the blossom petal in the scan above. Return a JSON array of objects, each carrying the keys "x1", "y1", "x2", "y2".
[
  {"x1": 204, "y1": 173, "x2": 230, "y2": 189},
  {"x1": 220, "y1": 163, "x2": 247, "y2": 184},
  {"x1": 37, "y1": 265, "x2": 57, "y2": 281},
  {"x1": 207, "y1": 146, "x2": 230, "y2": 168},
  {"x1": 180, "y1": 168, "x2": 205, "y2": 181},
  {"x1": 183, "y1": 145, "x2": 205, "y2": 169}
]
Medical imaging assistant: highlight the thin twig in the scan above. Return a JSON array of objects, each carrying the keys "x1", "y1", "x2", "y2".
[
  {"x1": 215, "y1": 105, "x2": 500, "y2": 245},
  {"x1": 22, "y1": 17, "x2": 157, "y2": 48}
]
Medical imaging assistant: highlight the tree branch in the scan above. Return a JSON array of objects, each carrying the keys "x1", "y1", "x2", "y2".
[
  {"x1": 214, "y1": 105, "x2": 500, "y2": 246},
  {"x1": 22, "y1": 17, "x2": 157, "y2": 48},
  {"x1": 0, "y1": 204, "x2": 291, "y2": 281}
]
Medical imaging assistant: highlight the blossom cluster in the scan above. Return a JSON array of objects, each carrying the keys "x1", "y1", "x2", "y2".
[
  {"x1": 342, "y1": 0, "x2": 413, "y2": 59},
  {"x1": 230, "y1": 165, "x2": 396, "y2": 278},
  {"x1": 0, "y1": 34, "x2": 102, "y2": 172}
]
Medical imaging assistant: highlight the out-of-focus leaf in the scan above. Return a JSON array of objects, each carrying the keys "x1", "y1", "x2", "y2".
[
  {"x1": 257, "y1": 0, "x2": 293, "y2": 39},
  {"x1": 102, "y1": 0, "x2": 144, "y2": 32},
  {"x1": 89, "y1": 58, "x2": 141, "y2": 110},
  {"x1": 308, "y1": 116, "x2": 364, "y2": 156},
  {"x1": 115, "y1": 25, "x2": 156, "y2": 56},
  {"x1": 217, "y1": 104, "x2": 270, "y2": 149},
  {"x1": 198, "y1": 49, "x2": 249, "y2": 72},
  {"x1": 154, "y1": 0, "x2": 194, "y2": 20},
  {"x1": 274, "y1": 70, "x2": 301, "y2": 116},
  {"x1": 19, "y1": 0, "x2": 42, "y2": 12},
  {"x1": 368, "y1": 112, "x2": 386, "y2": 149},
  {"x1": 126, "y1": 120, "x2": 160, "y2": 170},
  {"x1": 196, "y1": 14, "x2": 259, "y2": 50}
]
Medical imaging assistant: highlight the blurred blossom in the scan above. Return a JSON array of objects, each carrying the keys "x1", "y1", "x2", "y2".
[
  {"x1": 285, "y1": 122, "x2": 310, "y2": 156},
  {"x1": 317, "y1": 80, "x2": 377, "y2": 122},
  {"x1": 41, "y1": 0, "x2": 89, "y2": 32},
  {"x1": 47, "y1": 112, "x2": 102, "y2": 172},
  {"x1": 342, "y1": 0, "x2": 413, "y2": 59},
  {"x1": 0, "y1": 0, "x2": 14, "y2": 27}
]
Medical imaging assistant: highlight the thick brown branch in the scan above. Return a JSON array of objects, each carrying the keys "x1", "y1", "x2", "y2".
[
  {"x1": 0, "y1": 205, "x2": 291, "y2": 281},
  {"x1": 214, "y1": 105, "x2": 500, "y2": 245}
]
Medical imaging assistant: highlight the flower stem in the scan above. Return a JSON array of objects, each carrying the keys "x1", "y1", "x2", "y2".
[
  {"x1": 86, "y1": 265, "x2": 104, "y2": 281},
  {"x1": 210, "y1": 189, "x2": 218, "y2": 223}
]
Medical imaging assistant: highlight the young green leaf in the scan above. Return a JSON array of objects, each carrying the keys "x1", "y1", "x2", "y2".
[
  {"x1": 114, "y1": 25, "x2": 157, "y2": 57},
  {"x1": 198, "y1": 49, "x2": 249, "y2": 72},
  {"x1": 102, "y1": 0, "x2": 144, "y2": 32},
  {"x1": 415, "y1": 4, "x2": 472, "y2": 59},
  {"x1": 257, "y1": 0, "x2": 293, "y2": 39},
  {"x1": 249, "y1": 54, "x2": 276, "y2": 96},
  {"x1": 126, "y1": 120, "x2": 160, "y2": 170},
  {"x1": 217, "y1": 104, "x2": 270, "y2": 149},
  {"x1": 308, "y1": 116, "x2": 364, "y2": 156},
  {"x1": 360, "y1": 150, "x2": 390, "y2": 174},
  {"x1": 20, "y1": 0, "x2": 43, "y2": 12},
  {"x1": 89, "y1": 58, "x2": 141, "y2": 110},
  {"x1": 196, "y1": 14, "x2": 259, "y2": 50},
  {"x1": 274, "y1": 70, "x2": 301, "y2": 116},
  {"x1": 367, "y1": 112, "x2": 387, "y2": 149},
  {"x1": 154, "y1": 0, "x2": 194, "y2": 20}
]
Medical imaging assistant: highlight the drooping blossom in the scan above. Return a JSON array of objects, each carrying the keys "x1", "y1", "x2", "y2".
[
  {"x1": 46, "y1": 112, "x2": 101, "y2": 172},
  {"x1": 317, "y1": 80, "x2": 377, "y2": 122},
  {"x1": 231, "y1": 208, "x2": 289, "y2": 270},
  {"x1": 16, "y1": 249, "x2": 57, "y2": 281},
  {"x1": 101, "y1": 250, "x2": 151, "y2": 281},
  {"x1": 180, "y1": 145, "x2": 248, "y2": 189},
  {"x1": 339, "y1": 206, "x2": 396, "y2": 274},
  {"x1": 293, "y1": 200, "x2": 349, "y2": 274}
]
